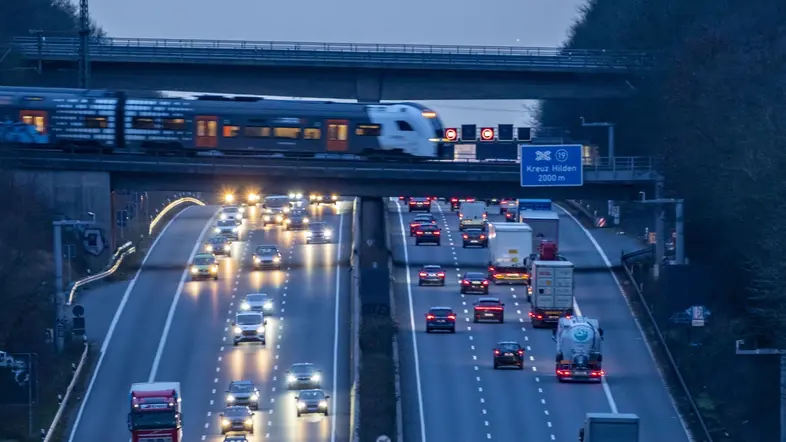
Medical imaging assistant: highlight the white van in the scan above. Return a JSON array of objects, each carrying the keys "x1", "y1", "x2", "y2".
[{"x1": 459, "y1": 201, "x2": 488, "y2": 231}]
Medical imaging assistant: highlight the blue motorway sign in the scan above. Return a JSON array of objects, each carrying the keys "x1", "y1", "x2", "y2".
[{"x1": 520, "y1": 144, "x2": 584, "y2": 187}]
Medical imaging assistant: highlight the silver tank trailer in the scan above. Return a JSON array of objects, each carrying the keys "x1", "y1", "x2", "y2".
[{"x1": 553, "y1": 316, "x2": 604, "y2": 381}]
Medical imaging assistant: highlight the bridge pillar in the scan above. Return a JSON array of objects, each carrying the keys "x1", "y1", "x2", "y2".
[{"x1": 356, "y1": 73, "x2": 382, "y2": 103}]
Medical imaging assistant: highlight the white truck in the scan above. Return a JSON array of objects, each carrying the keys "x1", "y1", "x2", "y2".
[
  {"x1": 580, "y1": 413, "x2": 640, "y2": 442},
  {"x1": 487, "y1": 223, "x2": 532, "y2": 284},
  {"x1": 529, "y1": 260, "x2": 574, "y2": 327},
  {"x1": 553, "y1": 316, "x2": 604, "y2": 382},
  {"x1": 459, "y1": 201, "x2": 487, "y2": 231},
  {"x1": 519, "y1": 210, "x2": 560, "y2": 250}
]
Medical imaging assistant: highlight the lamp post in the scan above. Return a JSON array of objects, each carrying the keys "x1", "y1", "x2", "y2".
[
  {"x1": 580, "y1": 117, "x2": 616, "y2": 159},
  {"x1": 53, "y1": 212, "x2": 95, "y2": 353}
]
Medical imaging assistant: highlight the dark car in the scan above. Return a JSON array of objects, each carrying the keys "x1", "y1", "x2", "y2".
[
  {"x1": 306, "y1": 221, "x2": 333, "y2": 244},
  {"x1": 206, "y1": 235, "x2": 232, "y2": 256},
  {"x1": 414, "y1": 225, "x2": 441, "y2": 246},
  {"x1": 252, "y1": 245, "x2": 282, "y2": 270},
  {"x1": 493, "y1": 341, "x2": 525, "y2": 369},
  {"x1": 462, "y1": 229, "x2": 487, "y2": 248},
  {"x1": 219, "y1": 406, "x2": 254, "y2": 435},
  {"x1": 295, "y1": 389, "x2": 330, "y2": 417},
  {"x1": 408, "y1": 197, "x2": 431, "y2": 212},
  {"x1": 504, "y1": 209, "x2": 518, "y2": 222},
  {"x1": 225, "y1": 380, "x2": 260, "y2": 409},
  {"x1": 460, "y1": 272, "x2": 490, "y2": 294},
  {"x1": 425, "y1": 307, "x2": 456, "y2": 333},
  {"x1": 409, "y1": 214, "x2": 437, "y2": 236},
  {"x1": 473, "y1": 297, "x2": 505, "y2": 323},
  {"x1": 418, "y1": 265, "x2": 446, "y2": 286},
  {"x1": 286, "y1": 363, "x2": 322, "y2": 389},
  {"x1": 285, "y1": 210, "x2": 309, "y2": 230},
  {"x1": 450, "y1": 197, "x2": 475, "y2": 211}
]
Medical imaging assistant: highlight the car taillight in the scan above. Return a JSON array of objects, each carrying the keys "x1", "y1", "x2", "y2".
[
  {"x1": 482, "y1": 280, "x2": 489, "y2": 285},
  {"x1": 462, "y1": 280, "x2": 470, "y2": 285},
  {"x1": 410, "y1": 223, "x2": 416, "y2": 227},
  {"x1": 451, "y1": 198, "x2": 458, "y2": 202},
  {"x1": 488, "y1": 266, "x2": 495, "y2": 272},
  {"x1": 463, "y1": 234, "x2": 468, "y2": 239},
  {"x1": 518, "y1": 350, "x2": 524, "y2": 355},
  {"x1": 480, "y1": 235, "x2": 485, "y2": 239},
  {"x1": 494, "y1": 350, "x2": 500, "y2": 355},
  {"x1": 416, "y1": 231, "x2": 423, "y2": 235},
  {"x1": 426, "y1": 315, "x2": 435, "y2": 320},
  {"x1": 448, "y1": 315, "x2": 456, "y2": 320},
  {"x1": 399, "y1": 196, "x2": 405, "y2": 200},
  {"x1": 434, "y1": 231, "x2": 440, "y2": 235},
  {"x1": 419, "y1": 272, "x2": 427, "y2": 277},
  {"x1": 591, "y1": 370, "x2": 605, "y2": 377},
  {"x1": 437, "y1": 272, "x2": 445, "y2": 277}
]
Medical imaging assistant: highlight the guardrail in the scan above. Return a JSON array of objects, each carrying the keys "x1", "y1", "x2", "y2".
[
  {"x1": 66, "y1": 241, "x2": 135, "y2": 305},
  {"x1": 349, "y1": 198, "x2": 361, "y2": 442},
  {"x1": 41, "y1": 341, "x2": 88, "y2": 442},
  {"x1": 149, "y1": 196, "x2": 206, "y2": 235},
  {"x1": 620, "y1": 259, "x2": 713, "y2": 441},
  {"x1": 12, "y1": 36, "x2": 656, "y2": 70},
  {"x1": 564, "y1": 199, "x2": 611, "y2": 228}
]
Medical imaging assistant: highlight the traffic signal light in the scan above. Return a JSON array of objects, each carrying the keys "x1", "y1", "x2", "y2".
[
  {"x1": 444, "y1": 128, "x2": 458, "y2": 141},
  {"x1": 498, "y1": 124, "x2": 513, "y2": 141},
  {"x1": 479, "y1": 127, "x2": 495, "y2": 141},
  {"x1": 461, "y1": 124, "x2": 476, "y2": 142},
  {"x1": 517, "y1": 127, "x2": 532, "y2": 141}
]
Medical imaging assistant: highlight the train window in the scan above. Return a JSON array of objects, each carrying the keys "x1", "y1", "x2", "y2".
[
  {"x1": 197, "y1": 120, "x2": 206, "y2": 137},
  {"x1": 132, "y1": 117, "x2": 156, "y2": 129},
  {"x1": 162, "y1": 118, "x2": 185, "y2": 131},
  {"x1": 20, "y1": 112, "x2": 45, "y2": 133},
  {"x1": 396, "y1": 121, "x2": 414, "y2": 131},
  {"x1": 207, "y1": 120, "x2": 217, "y2": 137},
  {"x1": 303, "y1": 128, "x2": 321, "y2": 139},
  {"x1": 223, "y1": 125, "x2": 240, "y2": 137},
  {"x1": 244, "y1": 126, "x2": 270, "y2": 138},
  {"x1": 328, "y1": 124, "x2": 348, "y2": 141},
  {"x1": 355, "y1": 124, "x2": 381, "y2": 136},
  {"x1": 84, "y1": 116, "x2": 108, "y2": 129},
  {"x1": 273, "y1": 127, "x2": 301, "y2": 139}
]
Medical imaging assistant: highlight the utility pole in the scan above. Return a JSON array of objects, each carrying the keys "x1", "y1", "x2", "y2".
[
  {"x1": 735, "y1": 340, "x2": 786, "y2": 442},
  {"x1": 78, "y1": 0, "x2": 91, "y2": 88},
  {"x1": 53, "y1": 213, "x2": 95, "y2": 353},
  {"x1": 636, "y1": 193, "x2": 685, "y2": 265},
  {"x1": 580, "y1": 117, "x2": 616, "y2": 158}
]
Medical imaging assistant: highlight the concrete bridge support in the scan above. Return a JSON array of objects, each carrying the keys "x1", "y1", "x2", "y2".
[{"x1": 356, "y1": 73, "x2": 382, "y2": 103}]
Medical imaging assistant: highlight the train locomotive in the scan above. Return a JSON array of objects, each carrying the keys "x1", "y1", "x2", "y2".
[{"x1": 0, "y1": 86, "x2": 450, "y2": 159}]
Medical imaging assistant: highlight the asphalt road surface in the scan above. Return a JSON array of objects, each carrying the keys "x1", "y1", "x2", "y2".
[
  {"x1": 67, "y1": 201, "x2": 352, "y2": 442},
  {"x1": 390, "y1": 199, "x2": 691, "y2": 442}
]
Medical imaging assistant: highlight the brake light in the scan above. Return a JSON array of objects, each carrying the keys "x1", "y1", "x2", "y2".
[
  {"x1": 463, "y1": 234, "x2": 468, "y2": 239},
  {"x1": 482, "y1": 280, "x2": 489, "y2": 285},
  {"x1": 399, "y1": 196, "x2": 405, "y2": 200},
  {"x1": 419, "y1": 272, "x2": 427, "y2": 277},
  {"x1": 410, "y1": 223, "x2": 417, "y2": 227},
  {"x1": 478, "y1": 306, "x2": 503, "y2": 310},
  {"x1": 462, "y1": 280, "x2": 470, "y2": 285},
  {"x1": 451, "y1": 198, "x2": 458, "y2": 202},
  {"x1": 426, "y1": 314, "x2": 435, "y2": 320},
  {"x1": 448, "y1": 315, "x2": 456, "y2": 320},
  {"x1": 482, "y1": 213, "x2": 487, "y2": 218},
  {"x1": 416, "y1": 231, "x2": 423, "y2": 235},
  {"x1": 488, "y1": 266, "x2": 494, "y2": 272},
  {"x1": 591, "y1": 370, "x2": 605, "y2": 377},
  {"x1": 437, "y1": 272, "x2": 445, "y2": 277},
  {"x1": 434, "y1": 231, "x2": 440, "y2": 235},
  {"x1": 494, "y1": 350, "x2": 500, "y2": 355},
  {"x1": 480, "y1": 235, "x2": 485, "y2": 239},
  {"x1": 517, "y1": 350, "x2": 524, "y2": 355}
]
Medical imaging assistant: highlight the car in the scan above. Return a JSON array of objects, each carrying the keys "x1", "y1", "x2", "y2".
[
  {"x1": 473, "y1": 297, "x2": 505, "y2": 323},
  {"x1": 190, "y1": 253, "x2": 219, "y2": 280},
  {"x1": 425, "y1": 307, "x2": 456, "y2": 333},
  {"x1": 262, "y1": 195, "x2": 291, "y2": 225},
  {"x1": 310, "y1": 193, "x2": 338, "y2": 205},
  {"x1": 295, "y1": 389, "x2": 330, "y2": 417},
  {"x1": 499, "y1": 199, "x2": 517, "y2": 214},
  {"x1": 219, "y1": 406, "x2": 254, "y2": 434},
  {"x1": 206, "y1": 235, "x2": 232, "y2": 256},
  {"x1": 285, "y1": 210, "x2": 309, "y2": 230},
  {"x1": 462, "y1": 229, "x2": 487, "y2": 248},
  {"x1": 232, "y1": 312, "x2": 266, "y2": 346},
  {"x1": 461, "y1": 272, "x2": 490, "y2": 294},
  {"x1": 288, "y1": 192, "x2": 305, "y2": 206},
  {"x1": 493, "y1": 341, "x2": 525, "y2": 369},
  {"x1": 220, "y1": 206, "x2": 243, "y2": 225},
  {"x1": 414, "y1": 225, "x2": 441, "y2": 246},
  {"x1": 408, "y1": 197, "x2": 431, "y2": 212},
  {"x1": 240, "y1": 293, "x2": 273, "y2": 314},
  {"x1": 449, "y1": 197, "x2": 475, "y2": 211},
  {"x1": 306, "y1": 222, "x2": 333, "y2": 244},
  {"x1": 398, "y1": 196, "x2": 411, "y2": 203},
  {"x1": 504, "y1": 209, "x2": 518, "y2": 222},
  {"x1": 214, "y1": 220, "x2": 240, "y2": 240},
  {"x1": 286, "y1": 363, "x2": 322, "y2": 389},
  {"x1": 223, "y1": 436, "x2": 248, "y2": 442},
  {"x1": 409, "y1": 214, "x2": 437, "y2": 236},
  {"x1": 246, "y1": 192, "x2": 260, "y2": 206},
  {"x1": 252, "y1": 245, "x2": 282, "y2": 270},
  {"x1": 418, "y1": 265, "x2": 446, "y2": 286},
  {"x1": 225, "y1": 380, "x2": 261, "y2": 409}
]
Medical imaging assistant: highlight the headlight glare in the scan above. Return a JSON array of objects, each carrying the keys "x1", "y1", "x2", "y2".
[
  {"x1": 233, "y1": 326, "x2": 242, "y2": 334},
  {"x1": 241, "y1": 302, "x2": 250, "y2": 310}
]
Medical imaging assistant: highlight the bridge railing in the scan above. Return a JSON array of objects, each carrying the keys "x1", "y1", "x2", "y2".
[{"x1": 11, "y1": 36, "x2": 655, "y2": 68}]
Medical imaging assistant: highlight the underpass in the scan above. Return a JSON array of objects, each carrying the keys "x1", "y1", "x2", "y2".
[{"x1": 389, "y1": 198, "x2": 691, "y2": 442}]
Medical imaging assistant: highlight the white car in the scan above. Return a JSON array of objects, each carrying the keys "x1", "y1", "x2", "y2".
[
  {"x1": 240, "y1": 293, "x2": 273, "y2": 314},
  {"x1": 232, "y1": 312, "x2": 266, "y2": 346},
  {"x1": 220, "y1": 206, "x2": 242, "y2": 224}
]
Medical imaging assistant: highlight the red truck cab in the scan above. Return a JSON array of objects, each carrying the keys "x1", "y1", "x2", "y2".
[{"x1": 128, "y1": 384, "x2": 183, "y2": 442}]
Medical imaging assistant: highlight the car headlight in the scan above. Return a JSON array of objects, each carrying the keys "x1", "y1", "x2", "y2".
[
  {"x1": 297, "y1": 401, "x2": 306, "y2": 409},
  {"x1": 224, "y1": 245, "x2": 230, "y2": 251},
  {"x1": 226, "y1": 394, "x2": 235, "y2": 402},
  {"x1": 251, "y1": 393, "x2": 259, "y2": 401},
  {"x1": 264, "y1": 301, "x2": 273, "y2": 310},
  {"x1": 245, "y1": 418, "x2": 253, "y2": 425},
  {"x1": 214, "y1": 227, "x2": 220, "y2": 233},
  {"x1": 263, "y1": 215, "x2": 270, "y2": 221},
  {"x1": 289, "y1": 193, "x2": 295, "y2": 198},
  {"x1": 190, "y1": 267, "x2": 198, "y2": 274},
  {"x1": 296, "y1": 193, "x2": 303, "y2": 199},
  {"x1": 257, "y1": 325, "x2": 265, "y2": 333},
  {"x1": 287, "y1": 374, "x2": 297, "y2": 383},
  {"x1": 211, "y1": 266, "x2": 218, "y2": 273},
  {"x1": 234, "y1": 327, "x2": 242, "y2": 334},
  {"x1": 317, "y1": 196, "x2": 323, "y2": 200},
  {"x1": 220, "y1": 213, "x2": 227, "y2": 220},
  {"x1": 311, "y1": 373, "x2": 320, "y2": 382},
  {"x1": 332, "y1": 195, "x2": 338, "y2": 200},
  {"x1": 232, "y1": 227, "x2": 238, "y2": 232},
  {"x1": 276, "y1": 216, "x2": 283, "y2": 222},
  {"x1": 266, "y1": 209, "x2": 273, "y2": 214},
  {"x1": 273, "y1": 257, "x2": 280, "y2": 263},
  {"x1": 303, "y1": 217, "x2": 309, "y2": 223},
  {"x1": 283, "y1": 207, "x2": 290, "y2": 213},
  {"x1": 319, "y1": 400, "x2": 327, "y2": 408},
  {"x1": 284, "y1": 218, "x2": 290, "y2": 223},
  {"x1": 206, "y1": 245, "x2": 213, "y2": 252},
  {"x1": 324, "y1": 230, "x2": 332, "y2": 237},
  {"x1": 253, "y1": 257, "x2": 261, "y2": 263},
  {"x1": 221, "y1": 418, "x2": 230, "y2": 426},
  {"x1": 310, "y1": 195, "x2": 316, "y2": 200},
  {"x1": 241, "y1": 302, "x2": 250, "y2": 310}
]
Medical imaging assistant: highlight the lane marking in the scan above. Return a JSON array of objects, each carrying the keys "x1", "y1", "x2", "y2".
[
  {"x1": 68, "y1": 205, "x2": 197, "y2": 442},
  {"x1": 149, "y1": 207, "x2": 219, "y2": 381},
  {"x1": 395, "y1": 201, "x2": 428, "y2": 442},
  {"x1": 330, "y1": 210, "x2": 345, "y2": 442}
]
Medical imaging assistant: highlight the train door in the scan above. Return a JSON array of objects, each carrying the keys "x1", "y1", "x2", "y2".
[
  {"x1": 195, "y1": 116, "x2": 218, "y2": 148},
  {"x1": 326, "y1": 119, "x2": 348, "y2": 151},
  {"x1": 19, "y1": 110, "x2": 47, "y2": 134}
]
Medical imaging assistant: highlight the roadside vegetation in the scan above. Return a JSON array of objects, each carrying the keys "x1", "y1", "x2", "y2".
[{"x1": 536, "y1": 1, "x2": 784, "y2": 440}]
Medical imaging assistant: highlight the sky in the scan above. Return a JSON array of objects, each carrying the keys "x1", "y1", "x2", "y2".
[{"x1": 86, "y1": 0, "x2": 587, "y2": 127}]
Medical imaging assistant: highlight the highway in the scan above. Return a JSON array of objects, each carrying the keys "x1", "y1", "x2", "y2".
[
  {"x1": 389, "y1": 199, "x2": 691, "y2": 442},
  {"x1": 67, "y1": 200, "x2": 352, "y2": 442}
]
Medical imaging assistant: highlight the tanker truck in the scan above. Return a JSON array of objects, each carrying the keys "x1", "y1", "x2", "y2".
[{"x1": 552, "y1": 316, "x2": 604, "y2": 382}]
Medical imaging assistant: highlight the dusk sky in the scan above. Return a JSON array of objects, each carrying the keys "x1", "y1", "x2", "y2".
[{"x1": 87, "y1": 0, "x2": 586, "y2": 127}]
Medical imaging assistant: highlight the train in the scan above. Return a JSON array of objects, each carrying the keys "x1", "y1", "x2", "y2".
[{"x1": 0, "y1": 86, "x2": 450, "y2": 159}]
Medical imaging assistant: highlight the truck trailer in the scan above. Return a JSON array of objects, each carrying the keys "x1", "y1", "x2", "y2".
[
  {"x1": 529, "y1": 260, "x2": 574, "y2": 327},
  {"x1": 553, "y1": 316, "x2": 604, "y2": 381},
  {"x1": 487, "y1": 223, "x2": 532, "y2": 284},
  {"x1": 580, "y1": 413, "x2": 640, "y2": 442},
  {"x1": 518, "y1": 210, "x2": 559, "y2": 251}
]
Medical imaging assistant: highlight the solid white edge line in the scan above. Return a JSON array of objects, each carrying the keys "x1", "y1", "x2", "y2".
[
  {"x1": 395, "y1": 200, "x2": 428, "y2": 442},
  {"x1": 67, "y1": 205, "x2": 196, "y2": 442},
  {"x1": 330, "y1": 208, "x2": 345, "y2": 442},
  {"x1": 148, "y1": 206, "x2": 219, "y2": 381},
  {"x1": 556, "y1": 203, "x2": 693, "y2": 438}
]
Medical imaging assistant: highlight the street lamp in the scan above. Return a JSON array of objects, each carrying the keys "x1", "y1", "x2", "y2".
[
  {"x1": 52, "y1": 217, "x2": 95, "y2": 353},
  {"x1": 580, "y1": 117, "x2": 616, "y2": 158}
]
